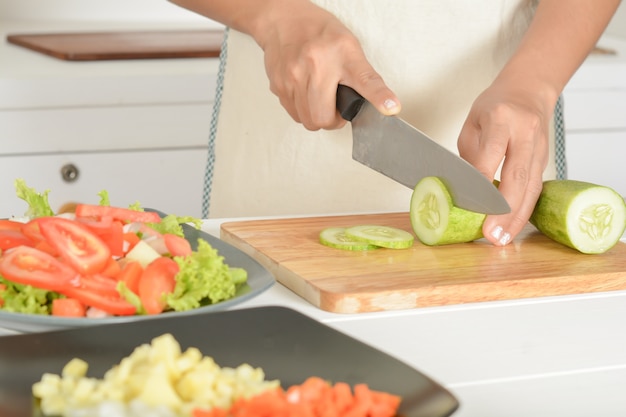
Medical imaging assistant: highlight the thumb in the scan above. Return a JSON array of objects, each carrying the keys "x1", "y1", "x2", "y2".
[{"x1": 347, "y1": 66, "x2": 401, "y2": 116}]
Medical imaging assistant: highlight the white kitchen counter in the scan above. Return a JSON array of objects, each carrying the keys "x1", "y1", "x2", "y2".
[
  {"x1": 1, "y1": 217, "x2": 625, "y2": 417},
  {"x1": 202, "y1": 218, "x2": 626, "y2": 417}
]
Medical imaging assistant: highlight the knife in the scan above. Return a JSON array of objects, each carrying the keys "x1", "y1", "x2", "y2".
[{"x1": 336, "y1": 85, "x2": 510, "y2": 214}]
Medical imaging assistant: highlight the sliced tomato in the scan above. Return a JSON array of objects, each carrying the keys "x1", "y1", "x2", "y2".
[
  {"x1": 163, "y1": 233, "x2": 192, "y2": 257},
  {"x1": 34, "y1": 240, "x2": 59, "y2": 257},
  {"x1": 75, "y1": 215, "x2": 113, "y2": 231},
  {"x1": 75, "y1": 204, "x2": 162, "y2": 224},
  {"x1": 74, "y1": 274, "x2": 120, "y2": 298},
  {"x1": 138, "y1": 257, "x2": 178, "y2": 315},
  {"x1": 0, "y1": 219, "x2": 25, "y2": 232},
  {"x1": 38, "y1": 217, "x2": 111, "y2": 275},
  {"x1": 21, "y1": 218, "x2": 46, "y2": 243},
  {"x1": 118, "y1": 260, "x2": 143, "y2": 294},
  {"x1": 76, "y1": 216, "x2": 125, "y2": 257},
  {"x1": 61, "y1": 286, "x2": 136, "y2": 316},
  {"x1": 0, "y1": 246, "x2": 76, "y2": 292},
  {"x1": 52, "y1": 298, "x2": 86, "y2": 317},
  {"x1": 0, "y1": 283, "x2": 6, "y2": 307},
  {"x1": 123, "y1": 232, "x2": 141, "y2": 254},
  {"x1": 100, "y1": 257, "x2": 122, "y2": 279},
  {"x1": 97, "y1": 221, "x2": 125, "y2": 258},
  {"x1": 0, "y1": 230, "x2": 35, "y2": 250}
]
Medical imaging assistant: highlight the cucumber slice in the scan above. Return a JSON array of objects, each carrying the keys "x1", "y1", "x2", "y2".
[
  {"x1": 530, "y1": 179, "x2": 626, "y2": 254},
  {"x1": 319, "y1": 227, "x2": 379, "y2": 251},
  {"x1": 344, "y1": 225, "x2": 414, "y2": 249},
  {"x1": 410, "y1": 176, "x2": 485, "y2": 245}
]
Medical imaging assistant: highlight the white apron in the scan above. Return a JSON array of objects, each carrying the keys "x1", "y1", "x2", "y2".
[{"x1": 203, "y1": 0, "x2": 559, "y2": 218}]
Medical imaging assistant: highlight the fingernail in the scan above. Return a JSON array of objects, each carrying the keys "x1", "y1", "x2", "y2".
[
  {"x1": 383, "y1": 99, "x2": 398, "y2": 111},
  {"x1": 499, "y1": 232, "x2": 511, "y2": 246},
  {"x1": 490, "y1": 225, "x2": 503, "y2": 241}
]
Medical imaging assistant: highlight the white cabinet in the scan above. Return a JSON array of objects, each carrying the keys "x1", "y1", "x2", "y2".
[
  {"x1": 0, "y1": 18, "x2": 221, "y2": 218},
  {"x1": 563, "y1": 35, "x2": 626, "y2": 196},
  {"x1": 0, "y1": 149, "x2": 208, "y2": 218}
]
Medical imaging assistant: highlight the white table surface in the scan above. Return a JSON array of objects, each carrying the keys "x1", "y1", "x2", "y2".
[{"x1": 1, "y1": 217, "x2": 625, "y2": 417}]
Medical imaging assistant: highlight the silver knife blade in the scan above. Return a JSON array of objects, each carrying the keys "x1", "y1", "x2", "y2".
[{"x1": 347, "y1": 96, "x2": 510, "y2": 214}]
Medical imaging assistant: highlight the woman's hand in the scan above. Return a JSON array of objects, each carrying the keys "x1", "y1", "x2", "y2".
[
  {"x1": 253, "y1": 1, "x2": 400, "y2": 130},
  {"x1": 457, "y1": 79, "x2": 552, "y2": 246}
]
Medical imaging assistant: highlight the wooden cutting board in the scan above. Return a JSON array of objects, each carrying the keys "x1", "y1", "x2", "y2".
[
  {"x1": 6, "y1": 30, "x2": 223, "y2": 61},
  {"x1": 221, "y1": 213, "x2": 626, "y2": 314}
]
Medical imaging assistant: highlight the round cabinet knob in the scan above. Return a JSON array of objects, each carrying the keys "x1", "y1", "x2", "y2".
[{"x1": 60, "y1": 163, "x2": 80, "y2": 183}]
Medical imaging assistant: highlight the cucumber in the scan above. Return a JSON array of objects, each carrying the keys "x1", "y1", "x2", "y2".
[
  {"x1": 344, "y1": 225, "x2": 415, "y2": 249},
  {"x1": 529, "y1": 179, "x2": 626, "y2": 254},
  {"x1": 319, "y1": 227, "x2": 379, "y2": 251},
  {"x1": 410, "y1": 176, "x2": 485, "y2": 245}
]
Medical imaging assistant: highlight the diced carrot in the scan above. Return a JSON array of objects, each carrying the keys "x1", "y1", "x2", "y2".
[
  {"x1": 192, "y1": 408, "x2": 228, "y2": 417},
  {"x1": 52, "y1": 298, "x2": 86, "y2": 317},
  {"x1": 191, "y1": 380, "x2": 401, "y2": 417},
  {"x1": 332, "y1": 382, "x2": 354, "y2": 413}
]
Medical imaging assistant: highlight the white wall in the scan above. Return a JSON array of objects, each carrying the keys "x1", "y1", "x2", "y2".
[{"x1": 606, "y1": 2, "x2": 626, "y2": 38}]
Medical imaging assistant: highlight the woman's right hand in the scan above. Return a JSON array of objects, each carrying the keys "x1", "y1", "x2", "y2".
[{"x1": 251, "y1": 0, "x2": 400, "y2": 130}]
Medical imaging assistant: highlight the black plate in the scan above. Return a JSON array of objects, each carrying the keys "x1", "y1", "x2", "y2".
[
  {"x1": 0, "y1": 306, "x2": 459, "y2": 417},
  {"x1": 0, "y1": 211, "x2": 275, "y2": 333}
]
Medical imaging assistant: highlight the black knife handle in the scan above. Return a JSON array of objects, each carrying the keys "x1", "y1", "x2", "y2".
[{"x1": 336, "y1": 85, "x2": 365, "y2": 122}]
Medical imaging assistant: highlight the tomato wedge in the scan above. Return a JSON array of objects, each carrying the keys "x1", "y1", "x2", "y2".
[
  {"x1": 38, "y1": 217, "x2": 111, "y2": 275},
  {"x1": 0, "y1": 246, "x2": 76, "y2": 292},
  {"x1": 61, "y1": 285, "x2": 136, "y2": 316},
  {"x1": 139, "y1": 257, "x2": 178, "y2": 315},
  {"x1": 163, "y1": 233, "x2": 193, "y2": 257},
  {"x1": 21, "y1": 218, "x2": 46, "y2": 243},
  {"x1": 0, "y1": 219, "x2": 25, "y2": 232},
  {"x1": 52, "y1": 298, "x2": 86, "y2": 317},
  {"x1": 75, "y1": 204, "x2": 162, "y2": 224},
  {"x1": 118, "y1": 260, "x2": 143, "y2": 294},
  {"x1": 0, "y1": 230, "x2": 35, "y2": 250}
]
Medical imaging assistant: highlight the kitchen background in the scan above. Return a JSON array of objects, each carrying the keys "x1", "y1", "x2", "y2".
[{"x1": 0, "y1": 0, "x2": 624, "y2": 219}]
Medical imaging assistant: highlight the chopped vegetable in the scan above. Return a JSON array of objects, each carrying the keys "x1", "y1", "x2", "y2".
[
  {"x1": 530, "y1": 179, "x2": 626, "y2": 254},
  {"x1": 75, "y1": 203, "x2": 162, "y2": 224},
  {"x1": 32, "y1": 334, "x2": 401, "y2": 417},
  {"x1": 38, "y1": 216, "x2": 111, "y2": 275},
  {"x1": 319, "y1": 227, "x2": 379, "y2": 251},
  {"x1": 165, "y1": 239, "x2": 247, "y2": 311},
  {"x1": 32, "y1": 333, "x2": 279, "y2": 417},
  {"x1": 410, "y1": 176, "x2": 485, "y2": 245},
  {"x1": 14, "y1": 178, "x2": 55, "y2": 218},
  {"x1": 138, "y1": 257, "x2": 179, "y2": 315},
  {"x1": 193, "y1": 376, "x2": 401, "y2": 417},
  {"x1": 51, "y1": 298, "x2": 86, "y2": 317},
  {"x1": 344, "y1": 225, "x2": 414, "y2": 249}
]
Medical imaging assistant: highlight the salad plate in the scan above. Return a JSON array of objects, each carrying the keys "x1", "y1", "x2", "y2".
[
  {"x1": 0, "y1": 213, "x2": 275, "y2": 333},
  {"x1": 0, "y1": 306, "x2": 459, "y2": 417}
]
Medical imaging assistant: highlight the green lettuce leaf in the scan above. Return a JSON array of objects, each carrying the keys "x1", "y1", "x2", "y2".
[
  {"x1": 97, "y1": 190, "x2": 111, "y2": 206},
  {"x1": 0, "y1": 277, "x2": 61, "y2": 315},
  {"x1": 148, "y1": 214, "x2": 203, "y2": 238},
  {"x1": 165, "y1": 239, "x2": 247, "y2": 311},
  {"x1": 14, "y1": 179, "x2": 54, "y2": 218}
]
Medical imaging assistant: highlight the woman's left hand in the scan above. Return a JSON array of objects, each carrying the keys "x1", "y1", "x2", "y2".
[{"x1": 457, "y1": 79, "x2": 553, "y2": 246}]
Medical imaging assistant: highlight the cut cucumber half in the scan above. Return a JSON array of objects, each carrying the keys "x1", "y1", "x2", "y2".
[
  {"x1": 530, "y1": 179, "x2": 626, "y2": 254},
  {"x1": 410, "y1": 176, "x2": 485, "y2": 245},
  {"x1": 319, "y1": 227, "x2": 379, "y2": 251},
  {"x1": 344, "y1": 225, "x2": 414, "y2": 249}
]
